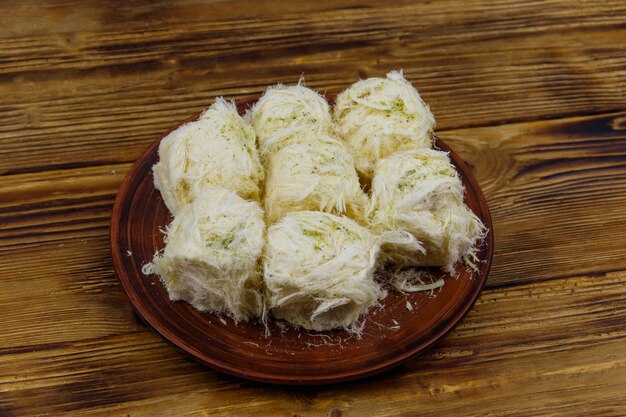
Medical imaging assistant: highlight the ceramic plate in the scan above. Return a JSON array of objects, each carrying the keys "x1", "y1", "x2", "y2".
[{"x1": 110, "y1": 96, "x2": 493, "y2": 384}]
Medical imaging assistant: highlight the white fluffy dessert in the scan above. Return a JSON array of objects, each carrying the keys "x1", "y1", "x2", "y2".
[
  {"x1": 246, "y1": 84, "x2": 333, "y2": 161},
  {"x1": 264, "y1": 136, "x2": 367, "y2": 224},
  {"x1": 367, "y1": 149, "x2": 485, "y2": 274},
  {"x1": 146, "y1": 187, "x2": 266, "y2": 321},
  {"x1": 334, "y1": 70, "x2": 435, "y2": 179},
  {"x1": 153, "y1": 98, "x2": 264, "y2": 215},
  {"x1": 264, "y1": 211, "x2": 384, "y2": 332}
]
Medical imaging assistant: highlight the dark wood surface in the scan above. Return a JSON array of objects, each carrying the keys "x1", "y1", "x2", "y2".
[
  {"x1": 110, "y1": 103, "x2": 493, "y2": 384},
  {"x1": 1, "y1": 0, "x2": 625, "y2": 415}
]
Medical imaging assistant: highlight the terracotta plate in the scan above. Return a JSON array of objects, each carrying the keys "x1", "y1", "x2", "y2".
[{"x1": 110, "y1": 96, "x2": 494, "y2": 385}]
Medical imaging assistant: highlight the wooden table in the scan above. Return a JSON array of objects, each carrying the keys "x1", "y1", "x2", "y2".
[{"x1": 1, "y1": 1, "x2": 625, "y2": 415}]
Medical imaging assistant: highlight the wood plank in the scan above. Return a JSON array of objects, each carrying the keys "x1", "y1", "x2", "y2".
[
  {"x1": 1, "y1": 0, "x2": 624, "y2": 38},
  {"x1": 0, "y1": 163, "x2": 127, "y2": 247},
  {"x1": 1, "y1": 271, "x2": 624, "y2": 416},
  {"x1": 0, "y1": 236, "x2": 144, "y2": 349},
  {"x1": 2, "y1": 0, "x2": 626, "y2": 174},
  {"x1": 0, "y1": 0, "x2": 408, "y2": 38},
  {"x1": 1, "y1": 112, "x2": 624, "y2": 288}
]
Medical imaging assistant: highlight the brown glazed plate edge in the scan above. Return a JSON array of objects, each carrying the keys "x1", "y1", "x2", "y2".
[{"x1": 110, "y1": 95, "x2": 494, "y2": 385}]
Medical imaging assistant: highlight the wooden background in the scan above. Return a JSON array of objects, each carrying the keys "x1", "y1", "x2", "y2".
[{"x1": 1, "y1": 0, "x2": 625, "y2": 415}]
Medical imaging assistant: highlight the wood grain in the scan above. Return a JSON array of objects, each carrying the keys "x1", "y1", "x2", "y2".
[
  {"x1": 2, "y1": 0, "x2": 626, "y2": 414},
  {"x1": 1, "y1": 272, "x2": 624, "y2": 416},
  {"x1": 2, "y1": 1, "x2": 626, "y2": 174},
  {"x1": 0, "y1": 164, "x2": 127, "y2": 246},
  {"x1": 0, "y1": 236, "x2": 143, "y2": 349}
]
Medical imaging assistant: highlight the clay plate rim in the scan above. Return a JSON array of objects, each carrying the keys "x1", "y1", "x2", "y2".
[{"x1": 110, "y1": 95, "x2": 494, "y2": 385}]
